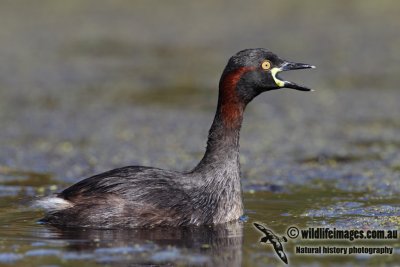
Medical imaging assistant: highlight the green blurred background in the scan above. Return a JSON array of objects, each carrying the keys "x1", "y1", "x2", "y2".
[{"x1": 1, "y1": 0, "x2": 399, "y2": 100}]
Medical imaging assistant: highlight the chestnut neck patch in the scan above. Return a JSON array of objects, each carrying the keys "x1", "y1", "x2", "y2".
[{"x1": 219, "y1": 66, "x2": 254, "y2": 128}]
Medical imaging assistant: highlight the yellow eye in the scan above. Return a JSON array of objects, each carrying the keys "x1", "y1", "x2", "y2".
[{"x1": 261, "y1": 60, "x2": 271, "y2": 70}]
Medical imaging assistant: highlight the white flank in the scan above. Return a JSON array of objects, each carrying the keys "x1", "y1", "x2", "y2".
[{"x1": 33, "y1": 196, "x2": 73, "y2": 211}]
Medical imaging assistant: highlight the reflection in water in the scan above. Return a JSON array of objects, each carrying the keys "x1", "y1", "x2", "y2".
[
  {"x1": 0, "y1": 190, "x2": 399, "y2": 266},
  {"x1": 46, "y1": 221, "x2": 243, "y2": 266}
]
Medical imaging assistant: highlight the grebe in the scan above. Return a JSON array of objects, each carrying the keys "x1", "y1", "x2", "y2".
[{"x1": 36, "y1": 48, "x2": 314, "y2": 228}]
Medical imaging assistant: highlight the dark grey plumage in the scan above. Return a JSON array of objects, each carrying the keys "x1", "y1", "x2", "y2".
[{"x1": 36, "y1": 48, "x2": 314, "y2": 228}]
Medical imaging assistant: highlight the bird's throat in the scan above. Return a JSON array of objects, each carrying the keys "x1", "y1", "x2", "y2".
[
  {"x1": 193, "y1": 67, "x2": 253, "y2": 173},
  {"x1": 219, "y1": 66, "x2": 253, "y2": 128}
]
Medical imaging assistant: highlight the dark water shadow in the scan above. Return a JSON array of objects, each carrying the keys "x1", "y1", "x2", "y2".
[{"x1": 43, "y1": 221, "x2": 244, "y2": 266}]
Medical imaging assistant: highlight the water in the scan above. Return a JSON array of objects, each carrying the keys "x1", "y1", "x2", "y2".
[
  {"x1": 0, "y1": 170, "x2": 398, "y2": 266},
  {"x1": 1, "y1": 1, "x2": 400, "y2": 266}
]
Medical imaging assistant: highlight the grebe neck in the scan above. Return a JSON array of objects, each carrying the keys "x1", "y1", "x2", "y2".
[{"x1": 192, "y1": 67, "x2": 252, "y2": 173}]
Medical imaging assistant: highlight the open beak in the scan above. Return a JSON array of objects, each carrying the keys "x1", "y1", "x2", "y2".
[{"x1": 271, "y1": 61, "x2": 315, "y2": 91}]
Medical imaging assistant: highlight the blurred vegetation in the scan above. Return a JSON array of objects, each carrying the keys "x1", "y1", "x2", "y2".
[{"x1": 0, "y1": 0, "x2": 399, "y2": 107}]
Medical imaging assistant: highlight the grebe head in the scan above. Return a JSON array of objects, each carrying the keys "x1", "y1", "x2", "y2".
[{"x1": 220, "y1": 48, "x2": 315, "y2": 104}]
